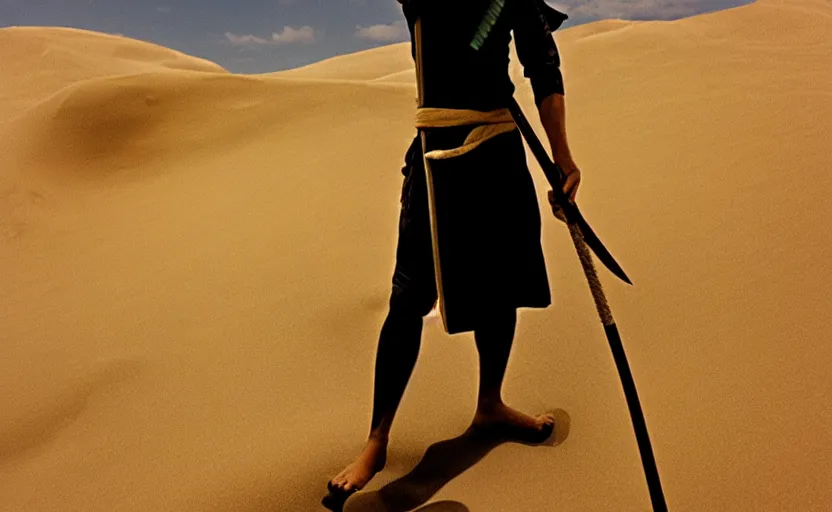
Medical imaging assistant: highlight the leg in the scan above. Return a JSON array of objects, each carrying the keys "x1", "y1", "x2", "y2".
[
  {"x1": 328, "y1": 291, "x2": 433, "y2": 494},
  {"x1": 369, "y1": 295, "x2": 425, "y2": 437},
  {"x1": 473, "y1": 308, "x2": 517, "y2": 409},
  {"x1": 471, "y1": 308, "x2": 555, "y2": 443},
  {"x1": 328, "y1": 135, "x2": 435, "y2": 496}
]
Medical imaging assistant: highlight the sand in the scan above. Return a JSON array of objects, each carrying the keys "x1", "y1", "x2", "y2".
[{"x1": 1, "y1": 0, "x2": 830, "y2": 510}]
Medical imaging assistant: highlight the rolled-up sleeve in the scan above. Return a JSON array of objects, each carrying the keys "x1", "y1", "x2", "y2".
[{"x1": 513, "y1": 0, "x2": 566, "y2": 106}]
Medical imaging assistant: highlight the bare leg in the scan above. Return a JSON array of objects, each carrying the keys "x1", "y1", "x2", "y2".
[
  {"x1": 328, "y1": 299, "x2": 424, "y2": 493},
  {"x1": 471, "y1": 308, "x2": 555, "y2": 441}
]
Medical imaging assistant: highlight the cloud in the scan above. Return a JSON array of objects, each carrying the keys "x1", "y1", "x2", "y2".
[
  {"x1": 224, "y1": 26, "x2": 317, "y2": 46},
  {"x1": 551, "y1": 0, "x2": 746, "y2": 21},
  {"x1": 156, "y1": 6, "x2": 171, "y2": 13},
  {"x1": 354, "y1": 20, "x2": 408, "y2": 42},
  {"x1": 225, "y1": 32, "x2": 269, "y2": 46},
  {"x1": 272, "y1": 25, "x2": 316, "y2": 44}
]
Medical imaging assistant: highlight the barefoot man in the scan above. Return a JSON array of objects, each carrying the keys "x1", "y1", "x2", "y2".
[{"x1": 326, "y1": 0, "x2": 581, "y2": 501}]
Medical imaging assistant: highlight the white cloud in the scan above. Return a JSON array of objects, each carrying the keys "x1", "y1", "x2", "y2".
[
  {"x1": 224, "y1": 26, "x2": 317, "y2": 46},
  {"x1": 354, "y1": 20, "x2": 408, "y2": 42},
  {"x1": 272, "y1": 25, "x2": 316, "y2": 44},
  {"x1": 225, "y1": 32, "x2": 269, "y2": 46},
  {"x1": 156, "y1": 6, "x2": 171, "y2": 13}
]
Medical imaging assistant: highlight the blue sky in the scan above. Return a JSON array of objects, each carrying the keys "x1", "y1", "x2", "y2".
[{"x1": 1, "y1": 0, "x2": 752, "y2": 74}]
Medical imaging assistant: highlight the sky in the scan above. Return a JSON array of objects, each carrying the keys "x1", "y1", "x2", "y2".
[{"x1": 1, "y1": 0, "x2": 753, "y2": 74}]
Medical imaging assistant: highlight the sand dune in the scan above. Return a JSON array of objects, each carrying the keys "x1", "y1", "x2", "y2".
[
  {"x1": 0, "y1": 27, "x2": 226, "y2": 114},
  {"x1": 1, "y1": 0, "x2": 831, "y2": 510},
  {"x1": 275, "y1": 43, "x2": 415, "y2": 82}
]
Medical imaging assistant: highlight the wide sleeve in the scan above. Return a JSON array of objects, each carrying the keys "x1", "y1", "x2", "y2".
[{"x1": 512, "y1": 0, "x2": 568, "y2": 106}]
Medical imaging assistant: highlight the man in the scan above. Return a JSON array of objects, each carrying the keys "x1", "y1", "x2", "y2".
[{"x1": 326, "y1": 0, "x2": 581, "y2": 500}]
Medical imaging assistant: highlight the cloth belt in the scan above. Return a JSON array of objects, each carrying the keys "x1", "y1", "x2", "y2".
[
  {"x1": 414, "y1": 107, "x2": 517, "y2": 160},
  {"x1": 415, "y1": 106, "x2": 568, "y2": 225}
]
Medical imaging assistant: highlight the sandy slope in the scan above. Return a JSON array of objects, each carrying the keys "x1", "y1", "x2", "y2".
[
  {"x1": 1, "y1": 0, "x2": 831, "y2": 510},
  {"x1": 275, "y1": 43, "x2": 414, "y2": 82}
]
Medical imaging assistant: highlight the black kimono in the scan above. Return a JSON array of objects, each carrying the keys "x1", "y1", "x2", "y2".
[{"x1": 392, "y1": 0, "x2": 568, "y2": 334}]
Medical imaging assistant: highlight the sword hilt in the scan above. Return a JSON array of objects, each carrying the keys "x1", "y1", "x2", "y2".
[{"x1": 566, "y1": 221, "x2": 615, "y2": 326}]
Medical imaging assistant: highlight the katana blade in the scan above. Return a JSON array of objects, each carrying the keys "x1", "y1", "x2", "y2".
[
  {"x1": 507, "y1": 98, "x2": 632, "y2": 285},
  {"x1": 572, "y1": 207, "x2": 632, "y2": 285}
]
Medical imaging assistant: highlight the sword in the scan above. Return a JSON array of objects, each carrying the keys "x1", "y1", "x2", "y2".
[
  {"x1": 507, "y1": 98, "x2": 632, "y2": 285},
  {"x1": 508, "y1": 94, "x2": 670, "y2": 512},
  {"x1": 510, "y1": 96, "x2": 667, "y2": 511}
]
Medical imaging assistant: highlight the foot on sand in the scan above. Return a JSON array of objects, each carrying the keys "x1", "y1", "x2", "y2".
[
  {"x1": 325, "y1": 436, "x2": 388, "y2": 503},
  {"x1": 470, "y1": 402, "x2": 556, "y2": 445}
]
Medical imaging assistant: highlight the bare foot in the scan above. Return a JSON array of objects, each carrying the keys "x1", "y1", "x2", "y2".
[
  {"x1": 471, "y1": 402, "x2": 556, "y2": 444},
  {"x1": 328, "y1": 436, "x2": 388, "y2": 495}
]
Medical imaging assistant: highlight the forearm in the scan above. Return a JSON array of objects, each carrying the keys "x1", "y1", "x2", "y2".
[{"x1": 537, "y1": 93, "x2": 574, "y2": 167}]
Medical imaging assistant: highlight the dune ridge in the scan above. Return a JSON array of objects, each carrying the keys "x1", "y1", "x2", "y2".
[
  {"x1": 2, "y1": 0, "x2": 831, "y2": 510},
  {"x1": 274, "y1": 42, "x2": 415, "y2": 82},
  {"x1": 0, "y1": 27, "x2": 226, "y2": 113}
]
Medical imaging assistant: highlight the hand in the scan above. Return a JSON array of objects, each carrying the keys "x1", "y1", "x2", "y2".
[
  {"x1": 558, "y1": 161, "x2": 581, "y2": 202},
  {"x1": 547, "y1": 190, "x2": 567, "y2": 223}
]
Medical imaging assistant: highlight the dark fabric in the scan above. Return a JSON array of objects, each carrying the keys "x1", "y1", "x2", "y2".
[
  {"x1": 392, "y1": 127, "x2": 551, "y2": 334},
  {"x1": 402, "y1": 0, "x2": 566, "y2": 110},
  {"x1": 391, "y1": 0, "x2": 562, "y2": 334},
  {"x1": 391, "y1": 135, "x2": 439, "y2": 319},
  {"x1": 513, "y1": 0, "x2": 568, "y2": 106}
]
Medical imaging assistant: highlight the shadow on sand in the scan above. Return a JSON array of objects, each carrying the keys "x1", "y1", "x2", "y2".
[{"x1": 335, "y1": 409, "x2": 570, "y2": 512}]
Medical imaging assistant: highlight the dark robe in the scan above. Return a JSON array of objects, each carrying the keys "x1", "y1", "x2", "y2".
[{"x1": 391, "y1": 0, "x2": 568, "y2": 334}]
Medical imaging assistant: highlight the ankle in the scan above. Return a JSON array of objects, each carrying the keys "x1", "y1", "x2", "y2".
[
  {"x1": 476, "y1": 396, "x2": 505, "y2": 414},
  {"x1": 368, "y1": 431, "x2": 390, "y2": 444}
]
